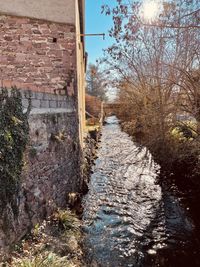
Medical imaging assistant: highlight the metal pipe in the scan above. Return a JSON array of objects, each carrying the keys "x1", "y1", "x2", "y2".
[{"x1": 80, "y1": 33, "x2": 105, "y2": 40}]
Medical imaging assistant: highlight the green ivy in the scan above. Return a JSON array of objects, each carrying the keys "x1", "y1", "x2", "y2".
[{"x1": 0, "y1": 88, "x2": 30, "y2": 217}]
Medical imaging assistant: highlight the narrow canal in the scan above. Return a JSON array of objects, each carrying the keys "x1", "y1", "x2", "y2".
[{"x1": 83, "y1": 116, "x2": 199, "y2": 267}]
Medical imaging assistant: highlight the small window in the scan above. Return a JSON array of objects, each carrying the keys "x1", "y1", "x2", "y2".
[{"x1": 53, "y1": 37, "x2": 57, "y2": 43}]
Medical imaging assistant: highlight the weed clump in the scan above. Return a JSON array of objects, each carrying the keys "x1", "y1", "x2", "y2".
[
  {"x1": 5, "y1": 209, "x2": 84, "y2": 267},
  {"x1": 53, "y1": 209, "x2": 81, "y2": 233}
]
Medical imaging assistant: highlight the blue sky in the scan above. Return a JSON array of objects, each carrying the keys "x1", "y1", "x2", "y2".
[{"x1": 85, "y1": 0, "x2": 117, "y2": 64}]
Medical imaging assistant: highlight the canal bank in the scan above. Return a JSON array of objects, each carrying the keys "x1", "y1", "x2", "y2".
[{"x1": 82, "y1": 116, "x2": 200, "y2": 267}]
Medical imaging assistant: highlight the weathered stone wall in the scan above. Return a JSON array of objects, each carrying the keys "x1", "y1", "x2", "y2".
[
  {"x1": 0, "y1": 106, "x2": 83, "y2": 250},
  {"x1": 0, "y1": 15, "x2": 76, "y2": 96},
  {"x1": 0, "y1": 13, "x2": 84, "y2": 252},
  {"x1": 0, "y1": 4, "x2": 85, "y2": 252}
]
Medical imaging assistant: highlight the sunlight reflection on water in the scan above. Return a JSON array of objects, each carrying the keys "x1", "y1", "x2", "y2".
[{"x1": 83, "y1": 116, "x2": 194, "y2": 267}]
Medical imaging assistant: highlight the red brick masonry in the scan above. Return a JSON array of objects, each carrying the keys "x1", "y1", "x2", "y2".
[
  {"x1": 0, "y1": 15, "x2": 82, "y2": 251},
  {"x1": 0, "y1": 15, "x2": 76, "y2": 95}
]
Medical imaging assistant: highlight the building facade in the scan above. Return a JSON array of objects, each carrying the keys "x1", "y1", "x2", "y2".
[{"x1": 0, "y1": 0, "x2": 86, "y2": 250}]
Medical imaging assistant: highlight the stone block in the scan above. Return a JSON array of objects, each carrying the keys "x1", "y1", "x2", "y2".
[
  {"x1": 31, "y1": 99, "x2": 41, "y2": 108},
  {"x1": 43, "y1": 93, "x2": 52, "y2": 101},
  {"x1": 49, "y1": 94, "x2": 56, "y2": 101},
  {"x1": 57, "y1": 94, "x2": 66, "y2": 101},
  {"x1": 40, "y1": 100, "x2": 50, "y2": 109},
  {"x1": 35, "y1": 92, "x2": 45, "y2": 100},
  {"x1": 60, "y1": 101, "x2": 67, "y2": 109},
  {"x1": 49, "y1": 100, "x2": 57, "y2": 108}
]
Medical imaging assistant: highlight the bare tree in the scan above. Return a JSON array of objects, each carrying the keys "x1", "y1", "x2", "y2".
[
  {"x1": 86, "y1": 63, "x2": 108, "y2": 101},
  {"x1": 101, "y1": 0, "x2": 200, "y2": 165}
]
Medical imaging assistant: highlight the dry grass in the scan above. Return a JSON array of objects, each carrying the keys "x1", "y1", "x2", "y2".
[{"x1": 3, "y1": 209, "x2": 85, "y2": 267}]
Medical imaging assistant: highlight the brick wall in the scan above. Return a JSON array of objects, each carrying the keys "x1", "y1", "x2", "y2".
[
  {"x1": 0, "y1": 14, "x2": 85, "y2": 251},
  {"x1": 0, "y1": 15, "x2": 76, "y2": 96}
]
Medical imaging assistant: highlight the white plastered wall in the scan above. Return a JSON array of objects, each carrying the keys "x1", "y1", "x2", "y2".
[{"x1": 0, "y1": 0, "x2": 75, "y2": 24}]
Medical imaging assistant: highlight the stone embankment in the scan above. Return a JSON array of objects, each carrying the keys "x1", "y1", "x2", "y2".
[{"x1": 0, "y1": 88, "x2": 82, "y2": 257}]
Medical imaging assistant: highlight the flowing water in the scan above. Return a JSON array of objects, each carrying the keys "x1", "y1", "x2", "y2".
[{"x1": 83, "y1": 116, "x2": 199, "y2": 267}]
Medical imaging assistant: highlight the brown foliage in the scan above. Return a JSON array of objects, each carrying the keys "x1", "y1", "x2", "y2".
[
  {"x1": 102, "y1": 0, "x2": 200, "y2": 170},
  {"x1": 85, "y1": 94, "x2": 102, "y2": 119}
]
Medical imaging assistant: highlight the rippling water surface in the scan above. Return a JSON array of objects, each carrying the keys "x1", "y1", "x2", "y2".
[{"x1": 83, "y1": 116, "x2": 198, "y2": 267}]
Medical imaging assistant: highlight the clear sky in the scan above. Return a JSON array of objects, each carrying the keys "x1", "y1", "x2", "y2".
[{"x1": 85, "y1": 0, "x2": 117, "y2": 64}]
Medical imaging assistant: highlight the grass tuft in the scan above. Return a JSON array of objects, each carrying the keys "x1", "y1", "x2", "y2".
[{"x1": 11, "y1": 252, "x2": 75, "y2": 267}]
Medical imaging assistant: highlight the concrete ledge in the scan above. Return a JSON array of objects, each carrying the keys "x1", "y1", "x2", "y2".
[{"x1": 29, "y1": 108, "x2": 75, "y2": 115}]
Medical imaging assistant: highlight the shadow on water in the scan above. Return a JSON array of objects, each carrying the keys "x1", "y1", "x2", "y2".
[{"x1": 83, "y1": 116, "x2": 200, "y2": 267}]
